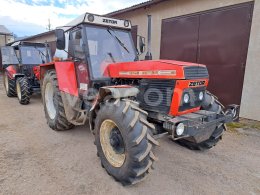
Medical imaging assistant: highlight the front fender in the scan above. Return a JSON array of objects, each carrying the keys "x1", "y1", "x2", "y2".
[{"x1": 89, "y1": 85, "x2": 139, "y2": 133}]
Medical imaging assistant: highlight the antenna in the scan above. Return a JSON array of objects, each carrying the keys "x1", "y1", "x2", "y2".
[{"x1": 47, "y1": 18, "x2": 52, "y2": 31}]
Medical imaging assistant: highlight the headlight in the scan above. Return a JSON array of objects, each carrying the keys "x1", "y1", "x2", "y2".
[
  {"x1": 176, "y1": 123, "x2": 185, "y2": 136},
  {"x1": 199, "y1": 91, "x2": 204, "y2": 101},
  {"x1": 88, "y1": 14, "x2": 95, "y2": 22},
  {"x1": 124, "y1": 20, "x2": 130, "y2": 27},
  {"x1": 183, "y1": 93, "x2": 190, "y2": 103}
]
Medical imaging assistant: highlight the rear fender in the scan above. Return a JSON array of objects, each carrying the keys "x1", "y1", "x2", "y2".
[
  {"x1": 5, "y1": 65, "x2": 18, "y2": 79},
  {"x1": 89, "y1": 85, "x2": 139, "y2": 133},
  {"x1": 40, "y1": 61, "x2": 78, "y2": 97},
  {"x1": 33, "y1": 66, "x2": 40, "y2": 80},
  {"x1": 40, "y1": 62, "x2": 55, "y2": 81}
]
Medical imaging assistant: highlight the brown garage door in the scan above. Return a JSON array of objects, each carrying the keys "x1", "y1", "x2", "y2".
[
  {"x1": 160, "y1": 2, "x2": 254, "y2": 106},
  {"x1": 161, "y1": 15, "x2": 200, "y2": 62}
]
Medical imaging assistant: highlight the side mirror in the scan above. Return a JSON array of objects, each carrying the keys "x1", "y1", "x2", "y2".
[
  {"x1": 55, "y1": 29, "x2": 65, "y2": 50},
  {"x1": 138, "y1": 35, "x2": 146, "y2": 54}
]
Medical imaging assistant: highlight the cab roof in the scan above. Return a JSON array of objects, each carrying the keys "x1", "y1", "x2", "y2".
[
  {"x1": 9, "y1": 41, "x2": 46, "y2": 48},
  {"x1": 62, "y1": 12, "x2": 132, "y2": 31}
]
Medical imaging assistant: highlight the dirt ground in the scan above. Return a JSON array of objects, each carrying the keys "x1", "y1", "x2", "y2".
[{"x1": 0, "y1": 74, "x2": 259, "y2": 195}]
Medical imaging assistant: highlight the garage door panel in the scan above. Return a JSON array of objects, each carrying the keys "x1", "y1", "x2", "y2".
[
  {"x1": 160, "y1": 15, "x2": 199, "y2": 63},
  {"x1": 198, "y1": 3, "x2": 253, "y2": 106}
]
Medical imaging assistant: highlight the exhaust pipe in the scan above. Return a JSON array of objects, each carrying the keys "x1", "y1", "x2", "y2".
[{"x1": 145, "y1": 15, "x2": 152, "y2": 60}]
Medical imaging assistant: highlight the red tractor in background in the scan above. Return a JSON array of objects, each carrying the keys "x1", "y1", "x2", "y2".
[
  {"x1": 38, "y1": 13, "x2": 239, "y2": 185},
  {"x1": 1, "y1": 41, "x2": 51, "y2": 104}
]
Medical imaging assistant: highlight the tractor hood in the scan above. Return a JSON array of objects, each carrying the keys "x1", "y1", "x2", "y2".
[{"x1": 108, "y1": 60, "x2": 208, "y2": 80}]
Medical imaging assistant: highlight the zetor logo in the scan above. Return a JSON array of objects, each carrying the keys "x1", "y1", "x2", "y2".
[
  {"x1": 103, "y1": 19, "x2": 118, "y2": 24},
  {"x1": 189, "y1": 80, "x2": 206, "y2": 87}
]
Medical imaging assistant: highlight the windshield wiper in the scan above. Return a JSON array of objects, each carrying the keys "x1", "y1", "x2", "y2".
[
  {"x1": 34, "y1": 46, "x2": 47, "y2": 64},
  {"x1": 107, "y1": 52, "x2": 116, "y2": 63},
  {"x1": 34, "y1": 47, "x2": 46, "y2": 57},
  {"x1": 107, "y1": 27, "x2": 130, "y2": 53},
  {"x1": 34, "y1": 47, "x2": 46, "y2": 63}
]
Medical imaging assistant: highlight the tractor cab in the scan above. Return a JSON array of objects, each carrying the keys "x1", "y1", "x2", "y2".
[{"x1": 54, "y1": 13, "x2": 144, "y2": 83}]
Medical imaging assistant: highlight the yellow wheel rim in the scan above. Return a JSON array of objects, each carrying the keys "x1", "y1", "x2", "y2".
[{"x1": 100, "y1": 119, "x2": 126, "y2": 168}]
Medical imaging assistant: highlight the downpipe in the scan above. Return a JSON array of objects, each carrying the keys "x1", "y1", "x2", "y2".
[{"x1": 145, "y1": 15, "x2": 152, "y2": 60}]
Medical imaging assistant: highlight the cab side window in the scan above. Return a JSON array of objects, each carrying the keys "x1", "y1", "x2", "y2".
[{"x1": 69, "y1": 29, "x2": 85, "y2": 60}]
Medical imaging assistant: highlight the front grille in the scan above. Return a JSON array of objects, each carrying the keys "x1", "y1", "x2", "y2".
[
  {"x1": 137, "y1": 79, "x2": 175, "y2": 114},
  {"x1": 179, "y1": 87, "x2": 206, "y2": 112},
  {"x1": 184, "y1": 66, "x2": 209, "y2": 79}
]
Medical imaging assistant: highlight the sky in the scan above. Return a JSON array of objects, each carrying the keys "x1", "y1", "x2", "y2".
[{"x1": 0, "y1": 0, "x2": 146, "y2": 37}]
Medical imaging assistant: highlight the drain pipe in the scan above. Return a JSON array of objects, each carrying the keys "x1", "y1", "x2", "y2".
[{"x1": 145, "y1": 15, "x2": 152, "y2": 60}]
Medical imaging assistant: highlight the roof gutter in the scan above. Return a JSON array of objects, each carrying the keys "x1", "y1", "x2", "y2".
[{"x1": 105, "y1": 0, "x2": 167, "y2": 17}]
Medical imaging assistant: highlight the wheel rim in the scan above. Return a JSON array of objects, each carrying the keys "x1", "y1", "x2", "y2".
[
  {"x1": 232, "y1": 108, "x2": 237, "y2": 119},
  {"x1": 4, "y1": 73, "x2": 9, "y2": 93},
  {"x1": 100, "y1": 120, "x2": 126, "y2": 168},
  {"x1": 16, "y1": 81, "x2": 21, "y2": 100},
  {"x1": 45, "y1": 82, "x2": 56, "y2": 120}
]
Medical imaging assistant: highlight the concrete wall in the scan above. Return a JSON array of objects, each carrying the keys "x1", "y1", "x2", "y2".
[
  {"x1": 0, "y1": 35, "x2": 5, "y2": 46},
  {"x1": 112, "y1": 0, "x2": 260, "y2": 121},
  {"x1": 240, "y1": 0, "x2": 260, "y2": 121},
  {"x1": 0, "y1": 34, "x2": 14, "y2": 46},
  {"x1": 25, "y1": 32, "x2": 55, "y2": 43}
]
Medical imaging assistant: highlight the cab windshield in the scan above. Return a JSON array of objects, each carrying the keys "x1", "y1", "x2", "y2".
[
  {"x1": 85, "y1": 25, "x2": 137, "y2": 79},
  {"x1": 20, "y1": 46, "x2": 49, "y2": 64}
]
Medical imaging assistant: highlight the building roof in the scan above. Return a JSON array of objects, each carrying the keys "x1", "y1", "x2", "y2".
[
  {"x1": 7, "y1": 30, "x2": 55, "y2": 45},
  {"x1": 105, "y1": 0, "x2": 166, "y2": 17},
  {"x1": 0, "y1": 25, "x2": 12, "y2": 35},
  {"x1": 21, "y1": 30, "x2": 55, "y2": 41}
]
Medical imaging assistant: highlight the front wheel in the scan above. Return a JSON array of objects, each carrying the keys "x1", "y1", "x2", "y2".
[
  {"x1": 95, "y1": 99, "x2": 159, "y2": 185},
  {"x1": 16, "y1": 77, "x2": 30, "y2": 105},
  {"x1": 42, "y1": 70, "x2": 74, "y2": 131}
]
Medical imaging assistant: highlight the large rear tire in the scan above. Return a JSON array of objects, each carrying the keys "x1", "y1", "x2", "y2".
[
  {"x1": 95, "y1": 99, "x2": 159, "y2": 185},
  {"x1": 16, "y1": 77, "x2": 30, "y2": 105},
  {"x1": 3, "y1": 71, "x2": 16, "y2": 97},
  {"x1": 42, "y1": 70, "x2": 74, "y2": 131},
  {"x1": 178, "y1": 91, "x2": 225, "y2": 150}
]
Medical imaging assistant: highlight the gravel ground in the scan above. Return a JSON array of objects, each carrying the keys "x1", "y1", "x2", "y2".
[{"x1": 0, "y1": 74, "x2": 259, "y2": 195}]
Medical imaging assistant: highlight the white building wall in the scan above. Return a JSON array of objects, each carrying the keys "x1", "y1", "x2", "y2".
[{"x1": 240, "y1": 0, "x2": 260, "y2": 121}]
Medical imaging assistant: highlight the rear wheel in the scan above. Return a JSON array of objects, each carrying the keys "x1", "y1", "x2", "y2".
[
  {"x1": 178, "y1": 91, "x2": 225, "y2": 150},
  {"x1": 16, "y1": 77, "x2": 30, "y2": 105},
  {"x1": 3, "y1": 71, "x2": 16, "y2": 97},
  {"x1": 95, "y1": 99, "x2": 159, "y2": 185},
  {"x1": 42, "y1": 70, "x2": 74, "y2": 131}
]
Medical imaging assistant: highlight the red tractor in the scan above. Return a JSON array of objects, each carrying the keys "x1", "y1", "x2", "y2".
[
  {"x1": 38, "y1": 13, "x2": 239, "y2": 185},
  {"x1": 1, "y1": 41, "x2": 51, "y2": 104}
]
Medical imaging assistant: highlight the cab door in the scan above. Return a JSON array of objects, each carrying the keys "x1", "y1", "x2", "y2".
[{"x1": 69, "y1": 28, "x2": 90, "y2": 96}]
